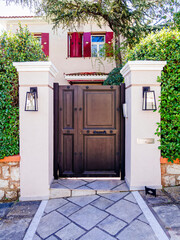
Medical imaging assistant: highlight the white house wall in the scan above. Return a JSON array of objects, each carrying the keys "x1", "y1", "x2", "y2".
[{"x1": 4, "y1": 18, "x2": 116, "y2": 84}]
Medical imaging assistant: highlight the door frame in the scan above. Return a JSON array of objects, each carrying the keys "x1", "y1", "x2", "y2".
[{"x1": 53, "y1": 83, "x2": 125, "y2": 179}]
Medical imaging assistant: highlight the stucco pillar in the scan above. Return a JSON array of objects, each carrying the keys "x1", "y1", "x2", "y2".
[
  {"x1": 121, "y1": 61, "x2": 166, "y2": 190},
  {"x1": 13, "y1": 62, "x2": 58, "y2": 200}
]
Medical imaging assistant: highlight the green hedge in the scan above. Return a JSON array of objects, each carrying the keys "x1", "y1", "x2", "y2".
[
  {"x1": 127, "y1": 29, "x2": 180, "y2": 162},
  {"x1": 0, "y1": 25, "x2": 47, "y2": 159}
]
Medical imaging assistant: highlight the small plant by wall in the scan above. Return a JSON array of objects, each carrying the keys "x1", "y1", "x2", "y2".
[
  {"x1": 0, "y1": 25, "x2": 47, "y2": 159},
  {"x1": 127, "y1": 29, "x2": 180, "y2": 163},
  {"x1": 103, "y1": 66, "x2": 124, "y2": 85}
]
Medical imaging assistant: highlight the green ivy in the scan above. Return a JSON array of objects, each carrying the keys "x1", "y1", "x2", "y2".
[
  {"x1": 127, "y1": 29, "x2": 180, "y2": 162},
  {"x1": 0, "y1": 25, "x2": 47, "y2": 159}
]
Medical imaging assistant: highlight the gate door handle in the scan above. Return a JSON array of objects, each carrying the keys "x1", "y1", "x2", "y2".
[{"x1": 93, "y1": 131, "x2": 106, "y2": 134}]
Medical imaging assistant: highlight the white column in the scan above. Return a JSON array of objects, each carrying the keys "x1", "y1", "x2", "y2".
[
  {"x1": 14, "y1": 62, "x2": 58, "y2": 200},
  {"x1": 121, "y1": 61, "x2": 166, "y2": 190}
]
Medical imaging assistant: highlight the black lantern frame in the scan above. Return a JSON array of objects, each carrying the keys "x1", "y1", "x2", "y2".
[
  {"x1": 25, "y1": 87, "x2": 38, "y2": 111},
  {"x1": 142, "y1": 87, "x2": 157, "y2": 111}
]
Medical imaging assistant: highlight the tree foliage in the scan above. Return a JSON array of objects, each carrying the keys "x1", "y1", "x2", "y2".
[
  {"x1": 127, "y1": 29, "x2": 180, "y2": 162},
  {"x1": 173, "y1": 11, "x2": 180, "y2": 30},
  {"x1": 37, "y1": 0, "x2": 166, "y2": 66},
  {"x1": 0, "y1": 25, "x2": 47, "y2": 159}
]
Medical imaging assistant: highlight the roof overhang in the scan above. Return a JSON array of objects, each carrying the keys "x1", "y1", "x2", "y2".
[{"x1": 65, "y1": 74, "x2": 108, "y2": 83}]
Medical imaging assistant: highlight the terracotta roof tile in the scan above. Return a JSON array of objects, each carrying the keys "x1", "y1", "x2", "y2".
[
  {"x1": 0, "y1": 16, "x2": 36, "y2": 19},
  {"x1": 66, "y1": 72, "x2": 108, "y2": 76}
]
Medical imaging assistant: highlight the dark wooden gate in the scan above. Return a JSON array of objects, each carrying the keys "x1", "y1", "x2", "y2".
[{"x1": 54, "y1": 84, "x2": 125, "y2": 178}]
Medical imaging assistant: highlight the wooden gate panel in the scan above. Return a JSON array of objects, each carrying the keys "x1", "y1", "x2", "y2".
[
  {"x1": 78, "y1": 86, "x2": 120, "y2": 177},
  {"x1": 84, "y1": 90, "x2": 115, "y2": 128},
  {"x1": 59, "y1": 86, "x2": 78, "y2": 176},
  {"x1": 55, "y1": 85, "x2": 124, "y2": 178},
  {"x1": 84, "y1": 135, "x2": 115, "y2": 172},
  {"x1": 63, "y1": 135, "x2": 74, "y2": 173},
  {"x1": 63, "y1": 90, "x2": 74, "y2": 129}
]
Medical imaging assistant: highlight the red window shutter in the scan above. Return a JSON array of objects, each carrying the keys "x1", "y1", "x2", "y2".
[
  {"x1": 41, "y1": 33, "x2": 49, "y2": 56},
  {"x1": 76, "y1": 33, "x2": 82, "y2": 57},
  {"x1": 83, "y1": 32, "x2": 91, "y2": 57},
  {"x1": 105, "y1": 32, "x2": 113, "y2": 57},
  {"x1": 70, "y1": 32, "x2": 76, "y2": 57},
  {"x1": 70, "y1": 32, "x2": 82, "y2": 57}
]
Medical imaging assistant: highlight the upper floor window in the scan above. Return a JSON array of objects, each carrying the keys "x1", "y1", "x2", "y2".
[
  {"x1": 68, "y1": 32, "x2": 113, "y2": 58},
  {"x1": 91, "y1": 35, "x2": 105, "y2": 57},
  {"x1": 33, "y1": 33, "x2": 49, "y2": 57}
]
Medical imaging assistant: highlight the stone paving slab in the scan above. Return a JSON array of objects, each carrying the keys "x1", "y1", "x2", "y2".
[
  {"x1": 57, "y1": 202, "x2": 81, "y2": 217},
  {"x1": 50, "y1": 179, "x2": 128, "y2": 199},
  {"x1": 106, "y1": 199, "x2": 142, "y2": 223},
  {"x1": 90, "y1": 196, "x2": 114, "y2": 210},
  {"x1": 69, "y1": 205, "x2": 108, "y2": 230},
  {"x1": 86, "y1": 180, "x2": 123, "y2": 190},
  {"x1": 0, "y1": 217, "x2": 32, "y2": 240},
  {"x1": 168, "y1": 228, "x2": 180, "y2": 240},
  {"x1": 140, "y1": 190, "x2": 173, "y2": 206},
  {"x1": 7, "y1": 201, "x2": 41, "y2": 218},
  {"x1": 164, "y1": 186, "x2": 180, "y2": 202},
  {"x1": 124, "y1": 193, "x2": 137, "y2": 203},
  {"x1": 153, "y1": 204, "x2": 180, "y2": 228},
  {"x1": 56, "y1": 179, "x2": 87, "y2": 189},
  {"x1": 0, "y1": 202, "x2": 13, "y2": 218},
  {"x1": 36, "y1": 211, "x2": 70, "y2": 239},
  {"x1": 98, "y1": 215, "x2": 127, "y2": 235},
  {"x1": 0, "y1": 201, "x2": 40, "y2": 240},
  {"x1": 55, "y1": 222, "x2": 85, "y2": 240},
  {"x1": 140, "y1": 186, "x2": 180, "y2": 240},
  {"x1": 99, "y1": 192, "x2": 129, "y2": 202},
  {"x1": 33, "y1": 192, "x2": 159, "y2": 240},
  {"x1": 137, "y1": 213, "x2": 149, "y2": 224},
  {"x1": 112, "y1": 182, "x2": 129, "y2": 191},
  {"x1": 116, "y1": 219, "x2": 158, "y2": 240},
  {"x1": 44, "y1": 198, "x2": 68, "y2": 214},
  {"x1": 79, "y1": 227, "x2": 116, "y2": 240},
  {"x1": 67, "y1": 195, "x2": 99, "y2": 207}
]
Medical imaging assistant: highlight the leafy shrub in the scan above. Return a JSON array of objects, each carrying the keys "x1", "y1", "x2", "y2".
[
  {"x1": 0, "y1": 25, "x2": 47, "y2": 159},
  {"x1": 127, "y1": 29, "x2": 180, "y2": 162},
  {"x1": 103, "y1": 66, "x2": 124, "y2": 85}
]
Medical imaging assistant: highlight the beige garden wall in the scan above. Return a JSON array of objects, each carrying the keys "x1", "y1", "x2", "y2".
[
  {"x1": 14, "y1": 61, "x2": 58, "y2": 201},
  {"x1": 3, "y1": 18, "x2": 115, "y2": 84},
  {"x1": 121, "y1": 61, "x2": 167, "y2": 190}
]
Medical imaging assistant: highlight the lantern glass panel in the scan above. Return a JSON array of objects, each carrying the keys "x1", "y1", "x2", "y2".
[
  {"x1": 25, "y1": 92, "x2": 38, "y2": 111},
  {"x1": 143, "y1": 91, "x2": 157, "y2": 110}
]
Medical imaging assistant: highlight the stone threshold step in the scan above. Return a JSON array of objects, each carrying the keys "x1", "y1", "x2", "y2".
[{"x1": 49, "y1": 188, "x2": 129, "y2": 199}]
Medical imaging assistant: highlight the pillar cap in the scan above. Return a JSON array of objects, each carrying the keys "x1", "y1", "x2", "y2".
[
  {"x1": 13, "y1": 61, "x2": 58, "y2": 78},
  {"x1": 121, "y1": 61, "x2": 167, "y2": 77}
]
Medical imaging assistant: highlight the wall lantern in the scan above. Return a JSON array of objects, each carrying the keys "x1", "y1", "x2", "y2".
[
  {"x1": 25, "y1": 87, "x2": 38, "y2": 111},
  {"x1": 142, "y1": 86, "x2": 157, "y2": 111}
]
